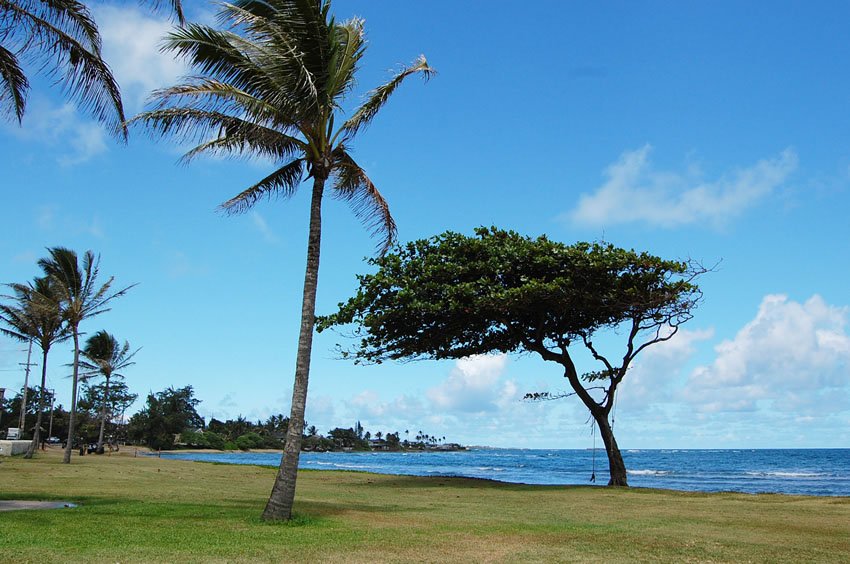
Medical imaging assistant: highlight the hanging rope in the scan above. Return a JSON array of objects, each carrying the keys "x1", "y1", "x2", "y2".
[
  {"x1": 590, "y1": 421, "x2": 597, "y2": 483},
  {"x1": 611, "y1": 390, "x2": 618, "y2": 434}
]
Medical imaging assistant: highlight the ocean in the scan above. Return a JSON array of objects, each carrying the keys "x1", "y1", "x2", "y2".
[{"x1": 160, "y1": 448, "x2": 850, "y2": 496}]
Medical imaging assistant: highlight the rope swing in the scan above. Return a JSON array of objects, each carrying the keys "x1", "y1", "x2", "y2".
[{"x1": 590, "y1": 421, "x2": 597, "y2": 483}]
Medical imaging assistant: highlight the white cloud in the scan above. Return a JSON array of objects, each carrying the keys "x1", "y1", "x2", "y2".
[
  {"x1": 426, "y1": 354, "x2": 517, "y2": 413},
  {"x1": 94, "y1": 4, "x2": 188, "y2": 110},
  {"x1": 166, "y1": 250, "x2": 209, "y2": 278},
  {"x1": 14, "y1": 101, "x2": 108, "y2": 164},
  {"x1": 251, "y1": 212, "x2": 279, "y2": 243},
  {"x1": 567, "y1": 145, "x2": 798, "y2": 228},
  {"x1": 618, "y1": 327, "x2": 714, "y2": 410},
  {"x1": 33, "y1": 205, "x2": 105, "y2": 238},
  {"x1": 685, "y1": 294, "x2": 850, "y2": 413}
]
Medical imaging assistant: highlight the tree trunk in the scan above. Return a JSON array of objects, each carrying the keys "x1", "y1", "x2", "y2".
[
  {"x1": 262, "y1": 174, "x2": 325, "y2": 521},
  {"x1": 24, "y1": 348, "x2": 49, "y2": 459},
  {"x1": 560, "y1": 360, "x2": 628, "y2": 487},
  {"x1": 591, "y1": 410, "x2": 628, "y2": 486},
  {"x1": 97, "y1": 375, "x2": 111, "y2": 451},
  {"x1": 63, "y1": 329, "x2": 81, "y2": 464}
]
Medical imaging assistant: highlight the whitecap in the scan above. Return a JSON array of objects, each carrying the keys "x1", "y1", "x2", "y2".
[
  {"x1": 746, "y1": 471, "x2": 824, "y2": 478},
  {"x1": 628, "y1": 469, "x2": 670, "y2": 476}
]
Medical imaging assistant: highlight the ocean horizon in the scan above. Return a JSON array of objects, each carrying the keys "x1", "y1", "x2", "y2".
[{"x1": 160, "y1": 447, "x2": 850, "y2": 497}]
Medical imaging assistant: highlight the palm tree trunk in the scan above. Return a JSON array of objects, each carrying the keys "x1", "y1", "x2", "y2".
[
  {"x1": 263, "y1": 174, "x2": 325, "y2": 521},
  {"x1": 63, "y1": 329, "x2": 81, "y2": 464},
  {"x1": 97, "y1": 375, "x2": 111, "y2": 452},
  {"x1": 24, "y1": 348, "x2": 49, "y2": 459}
]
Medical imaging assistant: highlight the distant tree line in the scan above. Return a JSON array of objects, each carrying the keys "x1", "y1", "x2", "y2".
[
  {"x1": 125, "y1": 385, "x2": 462, "y2": 452},
  {"x1": 0, "y1": 381, "x2": 136, "y2": 448}
]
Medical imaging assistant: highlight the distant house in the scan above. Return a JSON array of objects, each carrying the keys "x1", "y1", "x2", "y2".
[{"x1": 368, "y1": 438, "x2": 389, "y2": 451}]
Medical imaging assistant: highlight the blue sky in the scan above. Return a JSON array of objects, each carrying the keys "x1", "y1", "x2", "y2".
[{"x1": 2, "y1": 1, "x2": 848, "y2": 448}]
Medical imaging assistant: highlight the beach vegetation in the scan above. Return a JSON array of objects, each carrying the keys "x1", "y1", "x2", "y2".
[
  {"x1": 130, "y1": 0, "x2": 434, "y2": 521},
  {"x1": 319, "y1": 227, "x2": 706, "y2": 486}
]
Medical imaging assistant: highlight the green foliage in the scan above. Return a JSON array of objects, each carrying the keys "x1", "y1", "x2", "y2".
[
  {"x1": 319, "y1": 227, "x2": 702, "y2": 364},
  {"x1": 179, "y1": 430, "x2": 226, "y2": 450},
  {"x1": 127, "y1": 386, "x2": 203, "y2": 450},
  {"x1": 78, "y1": 381, "x2": 137, "y2": 420},
  {"x1": 319, "y1": 227, "x2": 705, "y2": 486},
  {"x1": 235, "y1": 432, "x2": 266, "y2": 451},
  {"x1": 327, "y1": 427, "x2": 369, "y2": 450},
  {"x1": 204, "y1": 432, "x2": 226, "y2": 450}
]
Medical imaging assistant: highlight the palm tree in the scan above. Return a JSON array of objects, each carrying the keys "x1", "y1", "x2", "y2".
[
  {"x1": 38, "y1": 247, "x2": 133, "y2": 463},
  {"x1": 131, "y1": 0, "x2": 433, "y2": 521},
  {"x1": 78, "y1": 330, "x2": 139, "y2": 452},
  {"x1": 0, "y1": 0, "x2": 183, "y2": 132},
  {"x1": 0, "y1": 276, "x2": 69, "y2": 458}
]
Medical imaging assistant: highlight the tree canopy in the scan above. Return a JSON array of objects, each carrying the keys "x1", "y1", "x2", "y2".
[
  {"x1": 320, "y1": 227, "x2": 706, "y2": 485},
  {"x1": 128, "y1": 385, "x2": 203, "y2": 450},
  {"x1": 320, "y1": 227, "x2": 703, "y2": 364}
]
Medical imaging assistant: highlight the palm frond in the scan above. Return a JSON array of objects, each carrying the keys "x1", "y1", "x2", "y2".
[
  {"x1": 79, "y1": 330, "x2": 139, "y2": 379},
  {"x1": 219, "y1": 158, "x2": 305, "y2": 214},
  {"x1": 179, "y1": 129, "x2": 303, "y2": 164},
  {"x1": 17, "y1": 0, "x2": 102, "y2": 53},
  {"x1": 0, "y1": 42, "x2": 29, "y2": 122},
  {"x1": 144, "y1": 0, "x2": 185, "y2": 25},
  {"x1": 130, "y1": 106, "x2": 303, "y2": 162},
  {"x1": 342, "y1": 54, "x2": 434, "y2": 138},
  {"x1": 38, "y1": 247, "x2": 135, "y2": 327},
  {"x1": 162, "y1": 25, "x2": 259, "y2": 91},
  {"x1": 2, "y1": 0, "x2": 126, "y2": 137},
  {"x1": 163, "y1": 20, "x2": 317, "y2": 114},
  {"x1": 148, "y1": 78, "x2": 297, "y2": 129},
  {"x1": 0, "y1": 276, "x2": 68, "y2": 351},
  {"x1": 325, "y1": 16, "x2": 365, "y2": 102},
  {"x1": 331, "y1": 149, "x2": 396, "y2": 254}
]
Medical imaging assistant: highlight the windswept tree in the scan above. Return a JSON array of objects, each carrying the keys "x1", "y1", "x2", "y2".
[
  {"x1": 319, "y1": 228, "x2": 706, "y2": 486},
  {"x1": 0, "y1": 276, "x2": 69, "y2": 458},
  {"x1": 132, "y1": 0, "x2": 434, "y2": 521},
  {"x1": 38, "y1": 247, "x2": 134, "y2": 463},
  {"x1": 78, "y1": 330, "x2": 139, "y2": 452}
]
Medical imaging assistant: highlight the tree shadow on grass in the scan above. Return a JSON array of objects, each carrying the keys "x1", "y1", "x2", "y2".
[{"x1": 352, "y1": 474, "x2": 596, "y2": 492}]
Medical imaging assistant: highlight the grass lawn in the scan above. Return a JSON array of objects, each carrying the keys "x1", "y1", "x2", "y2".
[{"x1": 1, "y1": 447, "x2": 849, "y2": 563}]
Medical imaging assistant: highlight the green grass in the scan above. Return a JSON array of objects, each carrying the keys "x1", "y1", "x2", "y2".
[{"x1": 1, "y1": 448, "x2": 849, "y2": 563}]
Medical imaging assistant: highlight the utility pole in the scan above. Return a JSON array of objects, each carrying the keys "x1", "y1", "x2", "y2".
[
  {"x1": 18, "y1": 340, "x2": 37, "y2": 435},
  {"x1": 0, "y1": 387, "x2": 5, "y2": 429},
  {"x1": 47, "y1": 389, "x2": 56, "y2": 440}
]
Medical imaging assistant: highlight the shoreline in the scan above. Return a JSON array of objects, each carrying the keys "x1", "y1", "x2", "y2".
[{"x1": 152, "y1": 447, "x2": 850, "y2": 498}]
